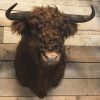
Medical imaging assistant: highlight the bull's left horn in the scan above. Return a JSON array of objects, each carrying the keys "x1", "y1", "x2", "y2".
[
  {"x1": 65, "y1": 5, "x2": 95, "y2": 23},
  {"x1": 5, "y1": 3, "x2": 30, "y2": 20}
]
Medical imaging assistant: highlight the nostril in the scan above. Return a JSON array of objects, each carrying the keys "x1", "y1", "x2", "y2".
[{"x1": 54, "y1": 44, "x2": 58, "y2": 48}]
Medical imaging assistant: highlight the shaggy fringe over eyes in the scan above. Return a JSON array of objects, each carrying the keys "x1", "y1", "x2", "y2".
[{"x1": 11, "y1": 6, "x2": 78, "y2": 37}]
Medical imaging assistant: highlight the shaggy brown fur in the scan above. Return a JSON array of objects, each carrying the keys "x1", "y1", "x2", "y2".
[{"x1": 12, "y1": 6, "x2": 77, "y2": 98}]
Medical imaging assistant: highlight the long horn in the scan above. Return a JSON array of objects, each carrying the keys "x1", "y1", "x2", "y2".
[
  {"x1": 66, "y1": 5, "x2": 95, "y2": 23},
  {"x1": 5, "y1": 3, "x2": 30, "y2": 20}
]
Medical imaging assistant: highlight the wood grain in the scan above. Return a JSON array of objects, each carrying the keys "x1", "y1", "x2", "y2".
[
  {"x1": 3, "y1": 23, "x2": 100, "y2": 45},
  {"x1": 1, "y1": 16, "x2": 100, "y2": 31},
  {"x1": 4, "y1": 27, "x2": 100, "y2": 34},
  {"x1": 3, "y1": 31, "x2": 100, "y2": 46},
  {"x1": 0, "y1": 97, "x2": 47, "y2": 100},
  {"x1": 65, "y1": 63, "x2": 100, "y2": 78},
  {"x1": 65, "y1": 46, "x2": 100, "y2": 62},
  {"x1": 0, "y1": 79, "x2": 100, "y2": 96},
  {"x1": 64, "y1": 35, "x2": 100, "y2": 46},
  {"x1": 0, "y1": 44, "x2": 17, "y2": 60},
  {"x1": 0, "y1": 0, "x2": 100, "y2": 11},
  {"x1": 0, "y1": 0, "x2": 100, "y2": 4},
  {"x1": 1, "y1": 96, "x2": 100, "y2": 100},
  {"x1": 65, "y1": 96, "x2": 100, "y2": 100},
  {"x1": 0, "y1": 18, "x2": 12, "y2": 26},
  {"x1": 0, "y1": 44, "x2": 100, "y2": 62},
  {"x1": 47, "y1": 96, "x2": 65, "y2": 100},
  {"x1": 1, "y1": 61, "x2": 100, "y2": 79},
  {"x1": 0, "y1": 27, "x2": 4, "y2": 43},
  {"x1": 0, "y1": 61, "x2": 15, "y2": 79},
  {"x1": 0, "y1": 0, "x2": 90, "y2": 8}
]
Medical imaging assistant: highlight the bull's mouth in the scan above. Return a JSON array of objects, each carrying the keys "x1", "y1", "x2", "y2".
[{"x1": 41, "y1": 51, "x2": 61, "y2": 65}]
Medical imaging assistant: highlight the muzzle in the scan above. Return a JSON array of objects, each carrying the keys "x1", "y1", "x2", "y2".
[{"x1": 41, "y1": 51, "x2": 61, "y2": 65}]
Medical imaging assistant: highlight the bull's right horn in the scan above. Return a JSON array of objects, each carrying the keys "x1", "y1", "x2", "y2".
[{"x1": 5, "y1": 3, "x2": 30, "y2": 20}]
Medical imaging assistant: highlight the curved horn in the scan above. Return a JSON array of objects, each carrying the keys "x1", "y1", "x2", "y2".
[
  {"x1": 66, "y1": 5, "x2": 95, "y2": 23},
  {"x1": 5, "y1": 3, "x2": 30, "y2": 20}
]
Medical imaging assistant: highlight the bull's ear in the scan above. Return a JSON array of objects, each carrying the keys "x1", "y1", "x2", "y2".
[
  {"x1": 11, "y1": 20, "x2": 27, "y2": 36},
  {"x1": 11, "y1": 19, "x2": 38, "y2": 36},
  {"x1": 63, "y1": 23, "x2": 78, "y2": 38}
]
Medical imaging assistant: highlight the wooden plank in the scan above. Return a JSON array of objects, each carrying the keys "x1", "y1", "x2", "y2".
[
  {"x1": 0, "y1": 0, "x2": 100, "y2": 10},
  {"x1": 0, "y1": 18, "x2": 11, "y2": 26},
  {"x1": 79, "y1": 96, "x2": 100, "y2": 100},
  {"x1": 17, "y1": 97, "x2": 46, "y2": 100},
  {"x1": 2, "y1": 16, "x2": 100, "y2": 31},
  {"x1": 0, "y1": 97, "x2": 47, "y2": 100},
  {"x1": 2, "y1": 3, "x2": 100, "y2": 27},
  {"x1": 0, "y1": 2, "x2": 100, "y2": 15},
  {"x1": 66, "y1": 96, "x2": 78, "y2": 100},
  {"x1": 50, "y1": 79, "x2": 100, "y2": 96},
  {"x1": 0, "y1": 0, "x2": 100, "y2": 4},
  {"x1": 65, "y1": 46, "x2": 100, "y2": 62},
  {"x1": 0, "y1": 31, "x2": 100, "y2": 46},
  {"x1": 0, "y1": 44, "x2": 100, "y2": 62},
  {"x1": 1, "y1": 96, "x2": 100, "y2": 100},
  {"x1": 4, "y1": 27, "x2": 100, "y2": 35},
  {"x1": 0, "y1": 2, "x2": 99, "y2": 22},
  {"x1": 47, "y1": 96, "x2": 65, "y2": 100},
  {"x1": 65, "y1": 63, "x2": 100, "y2": 78},
  {"x1": 0, "y1": 0, "x2": 89, "y2": 6},
  {"x1": 1, "y1": 62, "x2": 100, "y2": 79},
  {"x1": 0, "y1": 79, "x2": 100, "y2": 96},
  {"x1": 77, "y1": 31, "x2": 100, "y2": 35},
  {"x1": 0, "y1": 44, "x2": 17, "y2": 60},
  {"x1": 3, "y1": 29, "x2": 100, "y2": 46},
  {"x1": 0, "y1": 61, "x2": 15, "y2": 79},
  {"x1": 0, "y1": 27, "x2": 4, "y2": 43},
  {"x1": 4, "y1": 30, "x2": 21, "y2": 43},
  {"x1": 78, "y1": 17, "x2": 100, "y2": 31},
  {"x1": 0, "y1": 0, "x2": 90, "y2": 7},
  {"x1": 0, "y1": 10, "x2": 5, "y2": 19},
  {"x1": 0, "y1": 1, "x2": 100, "y2": 16},
  {"x1": 64, "y1": 35, "x2": 100, "y2": 46},
  {"x1": 65, "y1": 96, "x2": 100, "y2": 100},
  {"x1": 3, "y1": 30, "x2": 100, "y2": 46},
  {"x1": 0, "y1": 97, "x2": 46, "y2": 100}
]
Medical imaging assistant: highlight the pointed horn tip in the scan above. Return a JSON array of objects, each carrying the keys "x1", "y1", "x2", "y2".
[
  {"x1": 91, "y1": 5, "x2": 94, "y2": 9},
  {"x1": 15, "y1": 3, "x2": 18, "y2": 5},
  {"x1": 5, "y1": 3, "x2": 18, "y2": 20},
  {"x1": 90, "y1": 5, "x2": 95, "y2": 18},
  {"x1": 6, "y1": 3, "x2": 18, "y2": 14},
  {"x1": 11, "y1": 3, "x2": 18, "y2": 8},
  {"x1": 91, "y1": 5, "x2": 94, "y2": 11}
]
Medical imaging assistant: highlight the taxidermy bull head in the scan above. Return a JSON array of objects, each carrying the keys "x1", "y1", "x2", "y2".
[{"x1": 6, "y1": 3, "x2": 95, "y2": 98}]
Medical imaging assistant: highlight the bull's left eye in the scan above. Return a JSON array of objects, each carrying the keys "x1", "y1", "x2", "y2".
[
  {"x1": 39, "y1": 42, "x2": 46, "y2": 51},
  {"x1": 54, "y1": 44, "x2": 58, "y2": 48}
]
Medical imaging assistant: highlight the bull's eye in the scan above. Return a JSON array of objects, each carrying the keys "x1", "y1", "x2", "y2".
[
  {"x1": 39, "y1": 42, "x2": 46, "y2": 51},
  {"x1": 54, "y1": 44, "x2": 58, "y2": 48}
]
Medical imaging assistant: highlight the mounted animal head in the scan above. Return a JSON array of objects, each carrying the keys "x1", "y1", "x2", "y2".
[{"x1": 6, "y1": 3, "x2": 95, "y2": 65}]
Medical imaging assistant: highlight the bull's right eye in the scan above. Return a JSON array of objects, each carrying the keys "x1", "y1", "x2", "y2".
[{"x1": 38, "y1": 42, "x2": 46, "y2": 51}]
